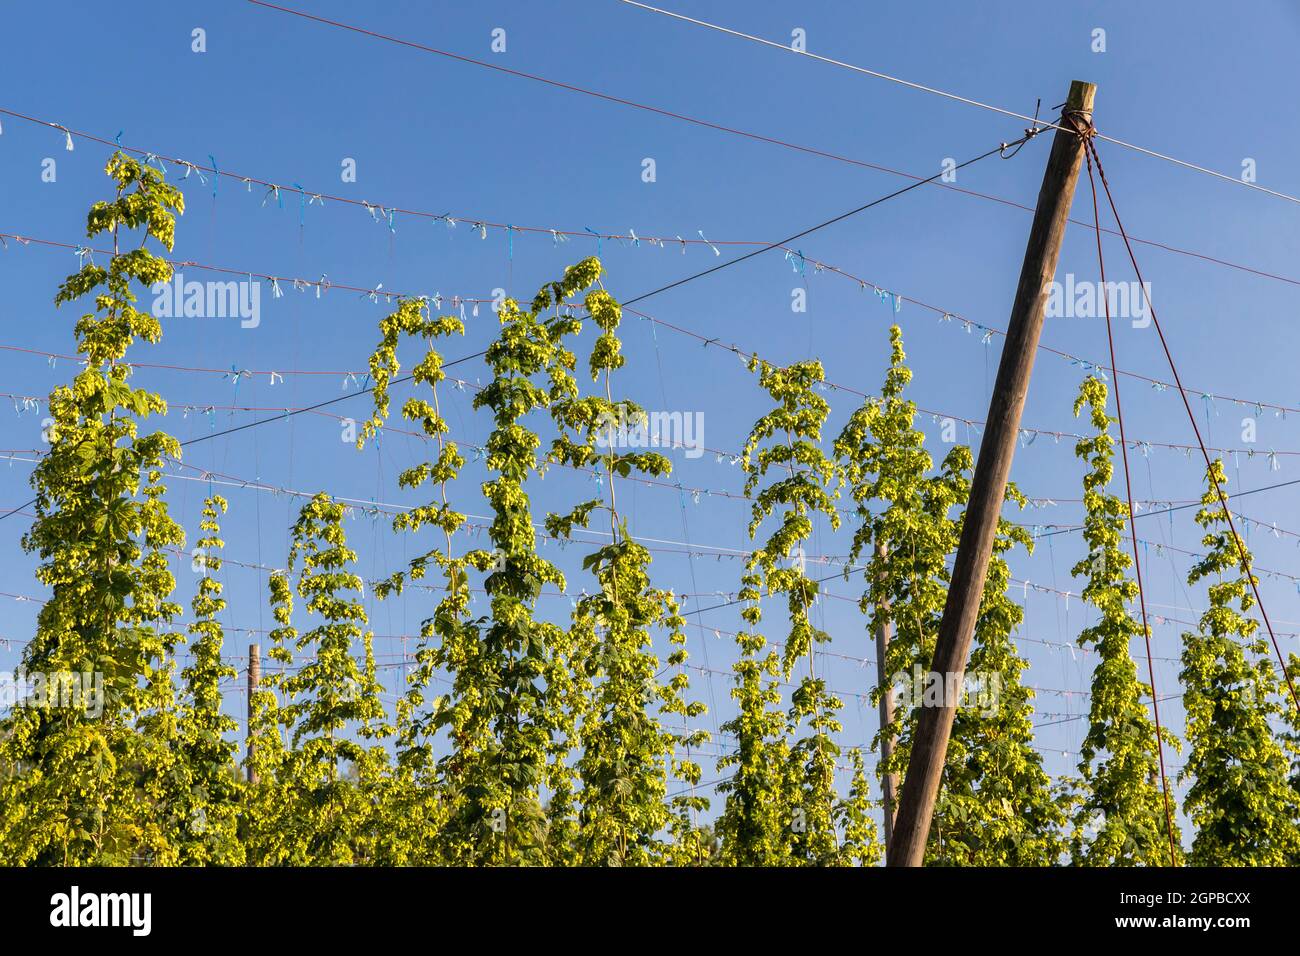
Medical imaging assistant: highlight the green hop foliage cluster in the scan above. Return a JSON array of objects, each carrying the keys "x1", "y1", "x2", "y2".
[
  {"x1": 717, "y1": 356, "x2": 867, "y2": 865},
  {"x1": 1067, "y1": 376, "x2": 1182, "y2": 866},
  {"x1": 545, "y1": 278, "x2": 709, "y2": 864},
  {"x1": 1179, "y1": 459, "x2": 1300, "y2": 865},
  {"x1": 834, "y1": 326, "x2": 966, "y2": 829},
  {"x1": 170, "y1": 496, "x2": 243, "y2": 865},
  {"x1": 424, "y1": 259, "x2": 601, "y2": 864},
  {"x1": 245, "y1": 493, "x2": 390, "y2": 865},
  {"x1": 0, "y1": 152, "x2": 187, "y2": 865},
  {"x1": 357, "y1": 296, "x2": 468, "y2": 860}
]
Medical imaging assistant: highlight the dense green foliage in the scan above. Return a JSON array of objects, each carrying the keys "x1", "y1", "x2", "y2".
[
  {"x1": 1067, "y1": 377, "x2": 1183, "y2": 866},
  {"x1": 717, "y1": 357, "x2": 879, "y2": 865},
  {"x1": 173, "y1": 496, "x2": 243, "y2": 864},
  {"x1": 1179, "y1": 460, "x2": 1300, "y2": 865},
  {"x1": 546, "y1": 282, "x2": 709, "y2": 864},
  {"x1": 0, "y1": 153, "x2": 186, "y2": 864},
  {"x1": 2, "y1": 161, "x2": 1295, "y2": 868}
]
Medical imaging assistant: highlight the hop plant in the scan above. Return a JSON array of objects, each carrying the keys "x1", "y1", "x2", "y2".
[
  {"x1": 430, "y1": 258, "x2": 604, "y2": 864},
  {"x1": 245, "y1": 494, "x2": 391, "y2": 865},
  {"x1": 834, "y1": 326, "x2": 962, "y2": 842},
  {"x1": 357, "y1": 296, "x2": 467, "y2": 862},
  {"x1": 717, "y1": 356, "x2": 850, "y2": 865},
  {"x1": 546, "y1": 277, "x2": 708, "y2": 865},
  {"x1": 170, "y1": 496, "x2": 243, "y2": 865},
  {"x1": 0, "y1": 152, "x2": 186, "y2": 865},
  {"x1": 1179, "y1": 459, "x2": 1300, "y2": 865},
  {"x1": 1067, "y1": 376, "x2": 1181, "y2": 866}
]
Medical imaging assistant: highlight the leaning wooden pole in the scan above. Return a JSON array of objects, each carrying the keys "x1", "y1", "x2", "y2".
[
  {"x1": 887, "y1": 80, "x2": 1096, "y2": 867},
  {"x1": 247, "y1": 642, "x2": 261, "y2": 785}
]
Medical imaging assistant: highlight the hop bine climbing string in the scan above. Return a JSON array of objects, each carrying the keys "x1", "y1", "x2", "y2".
[{"x1": 1082, "y1": 139, "x2": 1179, "y2": 866}]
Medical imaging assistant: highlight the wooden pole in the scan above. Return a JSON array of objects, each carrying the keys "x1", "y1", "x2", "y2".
[
  {"x1": 874, "y1": 538, "x2": 898, "y2": 859},
  {"x1": 247, "y1": 642, "x2": 261, "y2": 785},
  {"x1": 887, "y1": 80, "x2": 1096, "y2": 867}
]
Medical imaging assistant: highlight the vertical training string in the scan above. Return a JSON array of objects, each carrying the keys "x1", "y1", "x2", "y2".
[{"x1": 1083, "y1": 146, "x2": 1179, "y2": 866}]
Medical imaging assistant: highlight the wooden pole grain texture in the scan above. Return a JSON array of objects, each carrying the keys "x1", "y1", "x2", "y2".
[
  {"x1": 247, "y1": 642, "x2": 261, "y2": 785},
  {"x1": 886, "y1": 80, "x2": 1097, "y2": 867}
]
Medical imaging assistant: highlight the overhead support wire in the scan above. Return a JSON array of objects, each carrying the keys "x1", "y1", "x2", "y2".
[
  {"x1": 1087, "y1": 139, "x2": 1300, "y2": 715},
  {"x1": 5, "y1": 104, "x2": 1298, "y2": 290},
  {"x1": 618, "y1": 0, "x2": 1300, "y2": 206},
  {"x1": 0, "y1": 129, "x2": 1031, "y2": 527}
]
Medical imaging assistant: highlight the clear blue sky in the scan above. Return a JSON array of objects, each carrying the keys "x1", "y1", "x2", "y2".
[{"x1": 3, "y1": 0, "x2": 1299, "y2": 827}]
